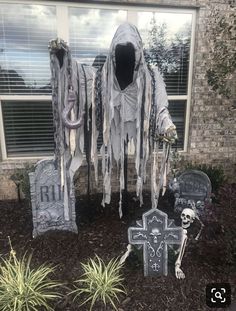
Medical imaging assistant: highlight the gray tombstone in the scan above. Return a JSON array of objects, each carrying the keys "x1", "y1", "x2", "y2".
[
  {"x1": 172, "y1": 170, "x2": 212, "y2": 215},
  {"x1": 29, "y1": 159, "x2": 77, "y2": 237},
  {"x1": 128, "y1": 208, "x2": 183, "y2": 277}
]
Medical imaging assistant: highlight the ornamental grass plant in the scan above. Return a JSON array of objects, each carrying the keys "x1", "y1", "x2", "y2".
[
  {"x1": 71, "y1": 255, "x2": 126, "y2": 311},
  {"x1": 0, "y1": 238, "x2": 62, "y2": 311}
]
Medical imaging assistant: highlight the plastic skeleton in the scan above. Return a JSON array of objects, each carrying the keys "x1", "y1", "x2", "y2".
[
  {"x1": 181, "y1": 200, "x2": 205, "y2": 241},
  {"x1": 175, "y1": 203, "x2": 205, "y2": 279},
  {"x1": 121, "y1": 205, "x2": 204, "y2": 279}
]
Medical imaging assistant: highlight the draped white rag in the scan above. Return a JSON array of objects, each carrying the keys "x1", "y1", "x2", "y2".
[
  {"x1": 93, "y1": 23, "x2": 176, "y2": 215},
  {"x1": 50, "y1": 23, "x2": 176, "y2": 219}
]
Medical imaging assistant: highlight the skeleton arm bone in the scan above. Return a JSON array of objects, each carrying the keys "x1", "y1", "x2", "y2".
[
  {"x1": 187, "y1": 201, "x2": 205, "y2": 241},
  {"x1": 120, "y1": 244, "x2": 133, "y2": 265},
  {"x1": 165, "y1": 125, "x2": 178, "y2": 144},
  {"x1": 195, "y1": 215, "x2": 205, "y2": 241},
  {"x1": 175, "y1": 229, "x2": 188, "y2": 279}
]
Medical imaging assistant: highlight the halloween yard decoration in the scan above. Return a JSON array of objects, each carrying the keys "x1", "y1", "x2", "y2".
[
  {"x1": 48, "y1": 22, "x2": 177, "y2": 219},
  {"x1": 29, "y1": 22, "x2": 187, "y2": 277},
  {"x1": 128, "y1": 209, "x2": 183, "y2": 276},
  {"x1": 156, "y1": 169, "x2": 212, "y2": 278},
  {"x1": 181, "y1": 208, "x2": 196, "y2": 230},
  {"x1": 170, "y1": 169, "x2": 212, "y2": 240},
  {"x1": 29, "y1": 159, "x2": 77, "y2": 237},
  {"x1": 170, "y1": 170, "x2": 212, "y2": 216}
]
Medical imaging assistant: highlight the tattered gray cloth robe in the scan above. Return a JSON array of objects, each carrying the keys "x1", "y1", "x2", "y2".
[
  {"x1": 49, "y1": 23, "x2": 176, "y2": 219},
  {"x1": 50, "y1": 44, "x2": 96, "y2": 220}
]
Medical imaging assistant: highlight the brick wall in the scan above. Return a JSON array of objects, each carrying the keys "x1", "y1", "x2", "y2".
[
  {"x1": 187, "y1": 0, "x2": 236, "y2": 177},
  {"x1": 0, "y1": 0, "x2": 235, "y2": 199}
]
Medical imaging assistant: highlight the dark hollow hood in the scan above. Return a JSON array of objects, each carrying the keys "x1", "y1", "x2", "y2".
[{"x1": 115, "y1": 43, "x2": 135, "y2": 91}]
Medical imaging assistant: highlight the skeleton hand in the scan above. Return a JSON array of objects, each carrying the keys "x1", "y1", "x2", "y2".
[
  {"x1": 175, "y1": 265, "x2": 185, "y2": 279},
  {"x1": 164, "y1": 125, "x2": 178, "y2": 144}
]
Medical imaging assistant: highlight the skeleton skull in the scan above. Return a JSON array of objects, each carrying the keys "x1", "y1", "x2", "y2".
[
  {"x1": 150, "y1": 227, "x2": 161, "y2": 243},
  {"x1": 196, "y1": 200, "x2": 204, "y2": 210},
  {"x1": 38, "y1": 211, "x2": 51, "y2": 229},
  {"x1": 181, "y1": 208, "x2": 195, "y2": 229}
]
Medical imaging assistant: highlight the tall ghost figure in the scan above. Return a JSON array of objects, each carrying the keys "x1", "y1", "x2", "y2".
[{"x1": 49, "y1": 23, "x2": 177, "y2": 219}]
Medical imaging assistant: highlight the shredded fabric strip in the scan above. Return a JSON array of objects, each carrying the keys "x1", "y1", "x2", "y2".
[{"x1": 49, "y1": 23, "x2": 177, "y2": 217}]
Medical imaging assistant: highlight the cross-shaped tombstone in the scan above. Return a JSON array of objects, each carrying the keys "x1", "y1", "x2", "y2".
[{"x1": 128, "y1": 208, "x2": 183, "y2": 276}]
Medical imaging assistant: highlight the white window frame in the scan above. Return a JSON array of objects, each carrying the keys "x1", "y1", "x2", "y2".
[{"x1": 0, "y1": 0, "x2": 196, "y2": 160}]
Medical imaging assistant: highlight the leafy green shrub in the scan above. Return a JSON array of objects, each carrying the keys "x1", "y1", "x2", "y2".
[
  {"x1": 71, "y1": 255, "x2": 126, "y2": 311},
  {"x1": 206, "y1": 7, "x2": 236, "y2": 99},
  {"x1": 10, "y1": 164, "x2": 34, "y2": 202},
  {"x1": 0, "y1": 243, "x2": 62, "y2": 311},
  {"x1": 217, "y1": 183, "x2": 236, "y2": 210},
  {"x1": 185, "y1": 163, "x2": 226, "y2": 194},
  {"x1": 217, "y1": 183, "x2": 236, "y2": 265}
]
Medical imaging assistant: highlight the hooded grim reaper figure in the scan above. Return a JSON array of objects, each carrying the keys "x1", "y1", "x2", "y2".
[{"x1": 49, "y1": 23, "x2": 177, "y2": 219}]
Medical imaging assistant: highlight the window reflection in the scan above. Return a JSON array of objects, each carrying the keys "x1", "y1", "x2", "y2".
[
  {"x1": 138, "y1": 12, "x2": 192, "y2": 95},
  {"x1": 69, "y1": 8, "x2": 127, "y2": 65},
  {"x1": 0, "y1": 4, "x2": 56, "y2": 94}
]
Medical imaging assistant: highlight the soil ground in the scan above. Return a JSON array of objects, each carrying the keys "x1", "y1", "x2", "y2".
[{"x1": 0, "y1": 189, "x2": 235, "y2": 311}]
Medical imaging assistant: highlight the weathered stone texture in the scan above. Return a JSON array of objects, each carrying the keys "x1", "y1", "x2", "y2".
[{"x1": 0, "y1": 173, "x2": 18, "y2": 200}]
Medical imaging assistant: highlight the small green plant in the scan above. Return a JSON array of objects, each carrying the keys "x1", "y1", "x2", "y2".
[
  {"x1": 0, "y1": 238, "x2": 62, "y2": 311},
  {"x1": 10, "y1": 164, "x2": 34, "y2": 202},
  {"x1": 71, "y1": 255, "x2": 126, "y2": 311}
]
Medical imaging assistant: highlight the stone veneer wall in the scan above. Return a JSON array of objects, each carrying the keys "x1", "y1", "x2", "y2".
[{"x1": 0, "y1": 0, "x2": 235, "y2": 199}]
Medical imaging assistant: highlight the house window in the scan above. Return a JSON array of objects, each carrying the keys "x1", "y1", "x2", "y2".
[
  {"x1": 69, "y1": 8, "x2": 127, "y2": 64},
  {"x1": 2, "y1": 101, "x2": 54, "y2": 157},
  {"x1": 0, "y1": 4, "x2": 56, "y2": 95},
  {"x1": 0, "y1": 2, "x2": 195, "y2": 159},
  {"x1": 138, "y1": 11, "x2": 193, "y2": 149},
  {"x1": 0, "y1": 3, "x2": 56, "y2": 158}
]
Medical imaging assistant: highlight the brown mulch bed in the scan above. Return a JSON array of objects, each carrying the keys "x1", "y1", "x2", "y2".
[{"x1": 0, "y1": 190, "x2": 235, "y2": 311}]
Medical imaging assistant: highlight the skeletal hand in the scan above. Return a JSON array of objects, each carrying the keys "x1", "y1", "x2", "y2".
[
  {"x1": 175, "y1": 266, "x2": 185, "y2": 279},
  {"x1": 164, "y1": 126, "x2": 178, "y2": 144}
]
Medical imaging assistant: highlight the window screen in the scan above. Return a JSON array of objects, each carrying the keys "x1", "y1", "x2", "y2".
[
  {"x1": 0, "y1": 4, "x2": 56, "y2": 95},
  {"x1": 69, "y1": 8, "x2": 127, "y2": 65},
  {"x1": 138, "y1": 12, "x2": 193, "y2": 149},
  {"x1": 138, "y1": 12, "x2": 192, "y2": 96},
  {"x1": 0, "y1": 4, "x2": 193, "y2": 158},
  {"x1": 2, "y1": 101, "x2": 54, "y2": 157}
]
